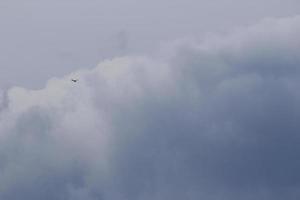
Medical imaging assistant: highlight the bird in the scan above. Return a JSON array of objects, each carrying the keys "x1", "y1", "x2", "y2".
[{"x1": 71, "y1": 79, "x2": 78, "y2": 83}]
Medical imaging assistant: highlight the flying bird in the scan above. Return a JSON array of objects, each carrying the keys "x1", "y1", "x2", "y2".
[{"x1": 71, "y1": 79, "x2": 78, "y2": 83}]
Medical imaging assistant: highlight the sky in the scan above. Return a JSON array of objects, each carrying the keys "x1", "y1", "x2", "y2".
[
  {"x1": 0, "y1": 0, "x2": 300, "y2": 88},
  {"x1": 1, "y1": 1, "x2": 300, "y2": 200}
]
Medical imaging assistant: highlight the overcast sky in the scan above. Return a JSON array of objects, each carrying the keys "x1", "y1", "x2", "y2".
[
  {"x1": 1, "y1": 1, "x2": 300, "y2": 200},
  {"x1": 1, "y1": 0, "x2": 300, "y2": 88}
]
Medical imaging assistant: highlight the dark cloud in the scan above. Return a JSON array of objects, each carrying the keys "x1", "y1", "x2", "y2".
[{"x1": 1, "y1": 16, "x2": 300, "y2": 199}]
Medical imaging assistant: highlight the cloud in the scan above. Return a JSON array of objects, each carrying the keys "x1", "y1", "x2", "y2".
[{"x1": 1, "y1": 16, "x2": 300, "y2": 199}]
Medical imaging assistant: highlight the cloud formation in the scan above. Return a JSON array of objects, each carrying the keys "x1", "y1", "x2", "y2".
[{"x1": 1, "y1": 16, "x2": 300, "y2": 199}]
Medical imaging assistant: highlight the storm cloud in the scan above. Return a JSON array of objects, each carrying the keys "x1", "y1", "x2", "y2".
[{"x1": 1, "y1": 16, "x2": 300, "y2": 199}]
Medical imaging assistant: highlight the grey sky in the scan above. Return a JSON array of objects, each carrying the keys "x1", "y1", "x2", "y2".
[
  {"x1": 0, "y1": 0, "x2": 300, "y2": 88},
  {"x1": 1, "y1": 15, "x2": 300, "y2": 199},
  {"x1": 1, "y1": 1, "x2": 300, "y2": 199}
]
